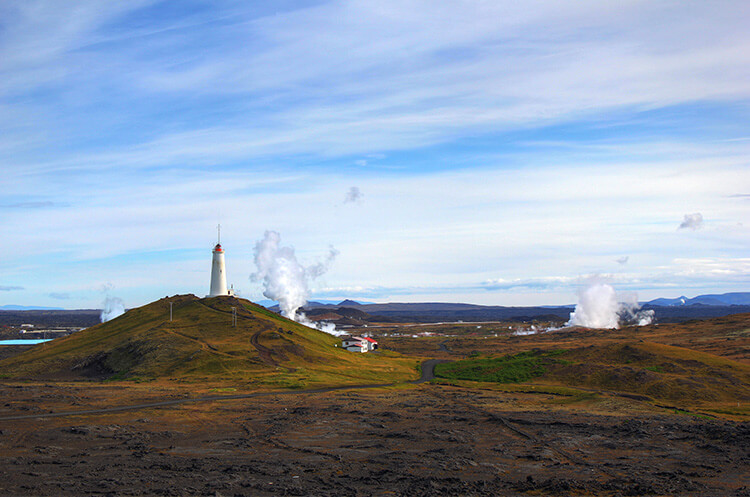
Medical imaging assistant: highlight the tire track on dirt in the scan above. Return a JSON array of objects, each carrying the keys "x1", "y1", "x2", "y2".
[
  {"x1": 161, "y1": 328, "x2": 235, "y2": 358},
  {"x1": 0, "y1": 356, "x2": 448, "y2": 422},
  {"x1": 0, "y1": 382, "x2": 395, "y2": 422},
  {"x1": 249, "y1": 330, "x2": 278, "y2": 367},
  {"x1": 425, "y1": 387, "x2": 622, "y2": 479},
  {"x1": 197, "y1": 299, "x2": 295, "y2": 371}
]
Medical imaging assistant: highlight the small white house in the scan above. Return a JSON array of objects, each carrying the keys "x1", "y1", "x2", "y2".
[{"x1": 341, "y1": 336, "x2": 378, "y2": 353}]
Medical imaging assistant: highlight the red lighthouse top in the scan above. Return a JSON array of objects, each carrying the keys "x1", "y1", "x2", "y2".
[{"x1": 214, "y1": 224, "x2": 223, "y2": 252}]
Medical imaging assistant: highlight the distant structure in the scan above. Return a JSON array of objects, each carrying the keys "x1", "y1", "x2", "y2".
[
  {"x1": 341, "y1": 335, "x2": 378, "y2": 353},
  {"x1": 209, "y1": 225, "x2": 234, "y2": 297}
]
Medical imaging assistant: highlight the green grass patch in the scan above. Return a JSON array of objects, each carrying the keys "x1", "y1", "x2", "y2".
[
  {"x1": 644, "y1": 365, "x2": 663, "y2": 373},
  {"x1": 671, "y1": 408, "x2": 715, "y2": 420},
  {"x1": 103, "y1": 371, "x2": 128, "y2": 382},
  {"x1": 705, "y1": 407, "x2": 749, "y2": 418},
  {"x1": 434, "y1": 350, "x2": 564, "y2": 384}
]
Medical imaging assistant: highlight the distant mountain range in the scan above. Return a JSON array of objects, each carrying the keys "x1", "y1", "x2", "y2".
[
  {"x1": 0, "y1": 292, "x2": 748, "y2": 329},
  {"x1": 0, "y1": 305, "x2": 64, "y2": 311},
  {"x1": 3, "y1": 292, "x2": 747, "y2": 317},
  {"x1": 256, "y1": 299, "x2": 374, "y2": 308},
  {"x1": 646, "y1": 292, "x2": 750, "y2": 306},
  {"x1": 258, "y1": 292, "x2": 750, "y2": 312},
  {"x1": 258, "y1": 292, "x2": 750, "y2": 325}
]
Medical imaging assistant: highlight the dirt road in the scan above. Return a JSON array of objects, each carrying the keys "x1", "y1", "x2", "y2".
[{"x1": 412, "y1": 358, "x2": 452, "y2": 384}]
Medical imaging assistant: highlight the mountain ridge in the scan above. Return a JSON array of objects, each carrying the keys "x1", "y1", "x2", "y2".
[{"x1": 646, "y1": 292, "x2": 750, "y2": 306}]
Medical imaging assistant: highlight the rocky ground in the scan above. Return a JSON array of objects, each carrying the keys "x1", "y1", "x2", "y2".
[{"x1": 0, "y1": 383, "x2": 747, "y2": 496}]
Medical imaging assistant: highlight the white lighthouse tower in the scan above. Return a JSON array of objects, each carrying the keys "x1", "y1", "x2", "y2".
[{"x1": 209, "y1": 225, "x2": 231, "y2": 297}]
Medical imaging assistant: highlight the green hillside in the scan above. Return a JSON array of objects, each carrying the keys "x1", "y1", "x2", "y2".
[
  {"x1": 549, "y1": 342, "x2": 750, "y2": 403},
  {"x1": 435, "y1": 341, "x2": 750, "y2": 404},
  {"x1": 0, "y1": 295, "x2": 419, "y2": 387}
]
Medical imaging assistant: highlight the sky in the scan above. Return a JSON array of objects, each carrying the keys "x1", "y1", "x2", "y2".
[{"x1": 1, "y1": 0, "x2": 749, "y2": 309}]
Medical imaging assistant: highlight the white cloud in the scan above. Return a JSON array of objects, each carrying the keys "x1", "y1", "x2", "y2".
[
  {"x1": 343, "y1": 186, "x2": 363, "y2": 204},
  {"x1": 2, "y1": 1, "x2": 750, "y2": 165},
  {"x1": 672, "y1": 257, "x2": 750, "y2": 280},
  {"x1": 2, "y1": 1, "x2": 750, "y2": 307},
  {"x1": 678, "y1": 213, "x2": 704, "y2": 230}
]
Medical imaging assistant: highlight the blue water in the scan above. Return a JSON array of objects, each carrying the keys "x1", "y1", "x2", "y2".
[{"x1": 0, "y1": 339, "x2": 54, "y2": 345}]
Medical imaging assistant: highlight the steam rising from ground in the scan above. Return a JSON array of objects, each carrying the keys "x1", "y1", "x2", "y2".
[
  {"x1": 251, "y1": 231, "x2": 340, "y2": 334},
  {"x1": 298, "y1": 315, "x2": 345, "y2": 336},
  {"x1": 567, "y1": 282, "x2": 654, "y2": 329},
  {"x1": 100, "y1": 296, "x2": 125, "y2": 322}
]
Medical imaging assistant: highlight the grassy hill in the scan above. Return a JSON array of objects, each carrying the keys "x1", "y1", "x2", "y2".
[
  {"x1": 435, "y1": 341, "x2": 750, "y2": 406},
  {"x1": 0, "y1": 295, "x2": 419, "y2": 387}
]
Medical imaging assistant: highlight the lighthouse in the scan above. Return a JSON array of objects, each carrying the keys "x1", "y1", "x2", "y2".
[{"x1": 209, "y1": 225, "x2": 232, "y2": 297}]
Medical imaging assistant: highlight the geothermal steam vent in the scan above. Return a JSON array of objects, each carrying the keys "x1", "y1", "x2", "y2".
[{"x1": 209, "y1": 226, "x2": 233, "y2": 297}]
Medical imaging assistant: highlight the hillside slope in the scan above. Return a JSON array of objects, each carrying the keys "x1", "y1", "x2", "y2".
[
  {"x1": 547, "y1": 342, "x2": 750, "y2": 403},
  {"x1": 435, "y1": 341, "x2": 750, "y2": 406},
  {"x1": 0, "y1": 295, "x2": 418, "y2": 386}
]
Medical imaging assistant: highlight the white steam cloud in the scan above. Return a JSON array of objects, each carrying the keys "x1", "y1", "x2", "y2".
[
  {"x1": 568, "y1": 282, "x2": 619, "y2": 329},
  {"x1": 251, "y1": 230, "x2": 339, "y2": 332},
  {"x1": 678, "y1": 212, "x2": 704, "y2": 230},
  {"x1": 298, "y1": 315, "x2": 346, "y2": 336},
  {"x1": 567, "y1": 281, "x2": 654, "y2": 329},
  {"x1": 100, "y1": 296, "x2": 125, "y2": 322}
]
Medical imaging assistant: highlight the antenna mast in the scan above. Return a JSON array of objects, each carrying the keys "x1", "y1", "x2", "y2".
[{"x1": 217, "y1": 223, "x2": 221, "y2": 244}]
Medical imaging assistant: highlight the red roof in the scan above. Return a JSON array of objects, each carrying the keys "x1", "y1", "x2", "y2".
[{"x1": 363, "y1": 337, "x2": 377, "y2": 343}]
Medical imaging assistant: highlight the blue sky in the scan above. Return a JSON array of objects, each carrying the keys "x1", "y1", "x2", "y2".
[{"x1": 1, "y1": 0, "x2": 748, "y2": 309}]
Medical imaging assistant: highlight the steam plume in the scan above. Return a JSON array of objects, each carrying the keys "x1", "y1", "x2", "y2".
[
  {"x1": 567, "y1": 281, "x2": 654, "y2": 329},
  {"x1": 251, "y1": 230, "x2": 339, "y2": 327},
  {"x1": 101, "y1": 296, "x2": 125, "y2": 322},
  {"x1": 298, "y1": 314, "x2": 346, "y2": 336},
  {"x1": 568, "y1": 282, "x2": 620, "y2": 329}
]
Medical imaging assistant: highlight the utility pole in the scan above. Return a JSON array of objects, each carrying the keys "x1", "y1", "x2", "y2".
[
  {"x1": 169, "y1": 302, "x2": 173, "y2": 322},
  {"x1": 231, "y1": 307, "x2": 237, "y2": 327}
]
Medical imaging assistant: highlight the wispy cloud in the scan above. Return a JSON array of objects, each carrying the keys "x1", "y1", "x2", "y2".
[
  {"x1": 0, "y1": 201, "x2": 58, "y2": 209},
  {"x1": 672, "y1": 257, "x2": 750, "y2": 281},
  {"x1": 0, "y1": 286, "x2": 24, "y2": 291},
  {"x1": 1, "y1": 1, "x2": 749, "y2": 307},
  {"x1": 482, "y1": 277, "x2": 578, "y2": 292}
]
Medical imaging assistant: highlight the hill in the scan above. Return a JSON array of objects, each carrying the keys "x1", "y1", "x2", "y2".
[
  {"x1": 434, "y1": 341, "x2": 750, "y2": 406},
  {"x1": 648, "y1": 292, "x2": 750, "y2": 306},
  {"x1": 0, "y1": 305, "x2": 65, "y2": 311},
  {"x1": 0, "y1": 295, "x2": 418, "y2": 387}
]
